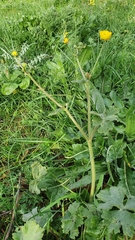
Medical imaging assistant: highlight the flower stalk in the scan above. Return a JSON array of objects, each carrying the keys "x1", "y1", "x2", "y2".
[{"x1": 14, "y1": 30, "x2": 112, "y2": 201}]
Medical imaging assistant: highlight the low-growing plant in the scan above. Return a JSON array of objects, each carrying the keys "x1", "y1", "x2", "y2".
[{"x1": 1, "y1": 0, "x2": 135, "y2": 239}]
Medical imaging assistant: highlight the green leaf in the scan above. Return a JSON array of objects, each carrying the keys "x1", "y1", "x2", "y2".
[
  {"x1": 31, "y1": 162, "x2": 47, "y2": 180},
  {"x1": 91, "y1": 84, "x2": 105, "y2": 114},
  {"x1": 106, "y1": 140, "x2": 126, "y2": 164},
  {"x1": 12, "y1": 220, "x2": 44, "y2": 240},
  {"x1": 10, "y1": 70, "x2": 21, "y2": 81},
  {"x1": 29, "y1": 162, "x2": 47, "y2": 194},
  {"x1": 22, "y1": 207, "x2": 52, "y2": 228},
  {"x1": 29, "y1": 179, "x2": 41, "y2": 194},
  {"x1": 79, "y1": 46, "x2": 92, "y2": 67},
  {"x1": 96, "y1": 106, "x2": 121, "y2": 135},
  {"x1": 102, "y1": 210, "x2": 135, "y2": 237},
  {"x1": 97, "y1": 186, "x2": 126, "y2": 211},
  {"x1": 19, "y1": 76, "x2": 30, "y2": 89},
  {"x1": 1, "y1": 83, "x2": 18, "y2": 95},
  {"x1": 125, "y1": 106, "x2": 135, "y2": 141},
  {"x1": 62, "y1": 202, "x2": 88, "y2": 239},
  {"x1": 97, "y1": 186, "x2": 135, "y2": 237}
]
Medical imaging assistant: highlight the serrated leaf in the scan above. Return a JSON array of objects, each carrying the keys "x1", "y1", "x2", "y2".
[
  {"x1": 12, "y1": 220, "x2": 44, "y2": 240},
  {"x1": 31, "y1": 162, "x2": 47, "y2": 180},
  {"x1": 19, "y1": 76, "x2": 30, "y2": 89},
  {"x1": 22, "y1": 207, "x2": 52, "y2": 228},
  {"x1": 1, "y1": 83, "x2": 18, "y2": 95},
  {"x1": 125, "y1": 197, "x2": 135, "y2": 211},
  {"x1": 97, "y1": 186, "x2": 126, "y2": 211},
  {"x1": 97, "y1": 107, "x2": 120, "y2": 135},
  {"x1": 29, "y1": 179, "x2": 40, "y2": 194},
  {"x1": 62, "y1": 202, "x2": 87, "y2": 239},
  {"x1": 29, "y1": 162, "x2": 47, "y2": 194},
  {"x1": 98, "y1": 120, "x2": 114, "y2": 135},
  {"x1": 97, "y1": 186, "x2": 135, "y2": 237},
  {"x1": 102, "y1": 210, "x2": 135, "y2": 237}
]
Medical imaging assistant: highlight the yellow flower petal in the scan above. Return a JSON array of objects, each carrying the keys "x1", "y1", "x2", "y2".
[
  {"x1": 99, "y1": 30, "x2": 112, "y2": 41},
  {"x1": 63, "y1": 37, "x2": 69, "y2": 44},
  {"x1": 11, "y1": 50, "x2": 18, "y2": 57}
]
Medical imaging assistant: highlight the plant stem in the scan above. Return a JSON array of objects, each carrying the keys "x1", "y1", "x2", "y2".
[
  {"x1": 25, "y1": 72, "x2": 62, "y2": 109},
  {"x1": 87, "y1": 139, "x2": 95, "y2": 201},
  {"x1": 25, "y1": 72, "x2": 88, "y2": 141},
  {"x1": 76, "y1": 56, "x2": 95, "y2": 201},
  {"x1": 64, "y1": 107, "x2": 88, "y2": 140},
  {"x1": 91, "y1": 43, "x2": 104, "y2": 76}
]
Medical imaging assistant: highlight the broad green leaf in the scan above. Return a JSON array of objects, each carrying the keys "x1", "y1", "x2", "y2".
[
  {"x1": 29, "y1": 162, "x2": 47, "y2": 194},
  {"x1": 1, "y1": 83, "x2": 18, "y2": 95},
  {"x1": 29, "y1": 179, "x2": 40, "y2": 194},
  {"x1": 10, "y1": 70, "x2": 21, "y2": 81},
  {"x1": 97, "y1": 107, "x2": 121, "y2": 135},
  {"x1": 102, "y1": 210, "x2": 135, "y2": 237},
  {"x1": 69, "y1": 175, "x2": 91, "y2": 189},
  {"x1": 79, "y1": 46, "x2": 92, "y2": 67},
  {"x1": 62, "y1": 202, "x2": 88, "y2": 239},
  {"x1": 97, "y1": 186, "x2": 126, "y2": 210},
  {"x1": 90, "y1": 84, "x2": 105, "y2": 114},
  {"x1": 92, "y1": 62, "x2": 102, "y2": 79},
  {"x1": 22, "y1": 207, "x2": 52, "y2": 228},
  {"x1": 31, "y1": 162, "x2": 47, "y2": 180},
  {"x1": 125, "y1": 106, "x2": 135, "y2": 141},
  {"x1": 12, "y1": 220, "x2": 44, "y2": 240},
  {"x1": 106, "y1": 140, "x2": 126, "y2": 164},
  {"x1": 125, "y1": 167, "x2": 135, "y2": 196},
  {"x1": 19, "y1": 76, "x2": 30, "y2": 89},
  {"x1": 97, "y1": 186, "x2": 135, "y2": 237},
  {"x1": 98, "y1": 119, "x2": 114, "y2": 135}
]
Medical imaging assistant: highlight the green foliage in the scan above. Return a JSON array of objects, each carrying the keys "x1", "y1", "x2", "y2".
[
  {"x1": 1, "y1": 0, "x2": 135, "y2": 239},
  {"x1": 12, "y1": 220, "x2": 44, "y2": 240},
  {"x1": 126, "y1": 106, "x2": 135, "y2": 141},
  {"x1": 97, "y1": 186, "x2": 135, "y2": 237},
  {"x1": 29, "y1": 162, "x2": 47, "y2": 194}
]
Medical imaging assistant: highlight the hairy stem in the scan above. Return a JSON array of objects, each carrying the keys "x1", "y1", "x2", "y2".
[
  {"x1": 76, "y1": 56, "x2": 95, "y2": 200},
  {"x1": 87, "y1": 139, "x2": 96, "y2": 201}
]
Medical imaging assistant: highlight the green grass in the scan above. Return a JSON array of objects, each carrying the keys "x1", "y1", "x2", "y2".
[{"x1": 1, "y1": 0, "x2": 135, "y2": 239}]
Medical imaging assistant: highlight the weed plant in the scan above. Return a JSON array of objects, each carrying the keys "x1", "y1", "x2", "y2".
[{"x1": 1, "y1": 0, "x2": 135, "y2": 239}]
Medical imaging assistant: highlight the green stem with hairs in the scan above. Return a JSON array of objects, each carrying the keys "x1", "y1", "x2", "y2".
[{"x1": 76, "y1": 56, "x2": 95, "y2": 201}]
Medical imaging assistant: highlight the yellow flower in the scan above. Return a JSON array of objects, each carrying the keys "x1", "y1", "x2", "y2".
[
  {"x1": 11, "y1": 50, "x2": 18, "y2": 57},
  {"x1": 63, "y1": 37, "x2": 69, "y2": 44},
  {"x1": 99, "y1": 30, "x2": 112, "y2": 41},
  {"x1": 89, "y1": 0, "x2": 95, "y2": 6}
]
